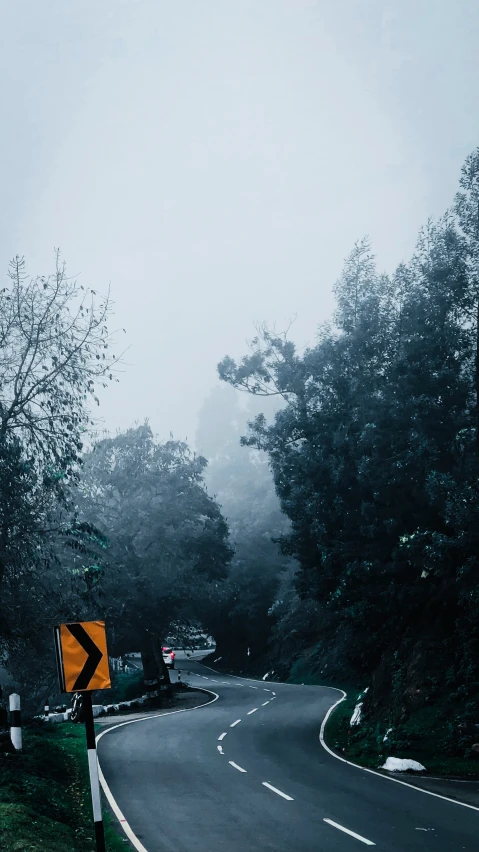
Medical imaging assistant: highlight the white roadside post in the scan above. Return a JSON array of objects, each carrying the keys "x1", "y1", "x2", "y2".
[
  {"x1": 9, "y1": 693, "x2": 22, "y2": 750},
  {"x1": 83, "y1": 692, "x2": 106, "y2": 852},
  {"x1": 54, "y1": 620, "x2": 111, "y2": 852}
]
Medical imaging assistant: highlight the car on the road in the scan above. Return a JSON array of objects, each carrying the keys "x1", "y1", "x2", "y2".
[{"x1": 162, "y1": 647, "x2": 175, "y2": 669}]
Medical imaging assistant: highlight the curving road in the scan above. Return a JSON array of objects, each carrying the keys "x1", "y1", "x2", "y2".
[{"x1": 97, "y1": 653, "x2": 479, "y2": 851}]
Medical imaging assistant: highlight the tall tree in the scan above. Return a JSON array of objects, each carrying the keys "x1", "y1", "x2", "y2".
[
  {"x1": 78, "y1": 425, "x2": 233, "y2": 681},
  {"x1": 217, "y1": 150, "x2": 479, "y2": 752},
  {"x1": 0, "y1": 253, "x2": 119, "y2": 696}
]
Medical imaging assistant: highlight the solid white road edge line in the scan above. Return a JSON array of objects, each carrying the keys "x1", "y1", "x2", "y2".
[
  {"x1": 319, "y1": 692, "x2": 479, "y2": 813},
  {"x1": 192, "y1": 662, "x2": 479, "y2": 816},
  {"x1": 96, "y1": 688, "x2": 219, "y2": 852},
  {"x1": 218, "y1": 732, "x2": 227, "y2": 741},
  {"x1": 230, "y1": 719, "x2": 241, "y2": 727},
  {"x1": 247, "y1": 708, "x2": 258, "y2": 715},
  {"x1": 262, "y1": 782, "x2": 294, "y2": 801},
  {"x1": 229, "y1": 761, "x2": 247, "y2": 773},
  {"x1": 323, "y1": 818, "x2": 375, "y2": 846},
  {"x1": 192, "y1": 661, "x2": 479, "y2": 815}
]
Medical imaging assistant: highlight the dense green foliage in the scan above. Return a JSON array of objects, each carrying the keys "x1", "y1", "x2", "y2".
[
  {"x1": 0, "y1": 259, "x2": 232, "y2": 711},
  {"x1": 218, "y1": 150, "x2": 479, "y2": 756},
  {"x1": 77, "y1": 424, "x2": 233, "y2": 656},
  {"x1": 0, "y1": 257, "x2": 119, "y2": 709}
]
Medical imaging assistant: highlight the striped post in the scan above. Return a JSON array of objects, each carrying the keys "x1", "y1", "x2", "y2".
[
  {"x1": 44, "y1": 703, "x2": 50, "y2": 721},
  {"x1": 82, "y1": 692, "x2": 106, "y2": 852},
  {"x1": 177, "y1": 670, "x2": 182, "y2": 683},
  {"x1": 9, "y1": 693, "x2": 22, "y2": 751}
]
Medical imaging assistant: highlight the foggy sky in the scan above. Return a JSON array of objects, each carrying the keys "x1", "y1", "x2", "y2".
[{"x1": 1, "y1": 1, "x2": 478, "y2": 446}]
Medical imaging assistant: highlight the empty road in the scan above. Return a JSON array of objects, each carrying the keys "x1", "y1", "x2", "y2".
[{"x1": 97, "y1": 653, "x2": 479, "y2": 851}]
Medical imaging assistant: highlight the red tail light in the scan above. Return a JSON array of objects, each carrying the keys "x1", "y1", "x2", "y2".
[{"x1": 170, "y1": 652, "x2": 175, "y2": 659}]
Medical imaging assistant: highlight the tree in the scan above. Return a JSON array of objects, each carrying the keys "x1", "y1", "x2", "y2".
[
  {"x1": 454, "y1": 148, "x2": 479, "y2": 449},
  {"x1": 0, "y1": 253, "x2": 119, "y2": 698},
  {"x1": 77, "y1": 424, "x2": 233, "y2": 685},
  {"x1": 0, "y1": 254, "x2": 119, "y2": 485},
  {"x1": 216, "y1": 149, "x2": 479, "y2": 752}
]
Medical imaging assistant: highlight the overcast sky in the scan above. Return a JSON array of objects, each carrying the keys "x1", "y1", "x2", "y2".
[{"x1": 1, "y1": 1, "x2": 478, "y2": 444}]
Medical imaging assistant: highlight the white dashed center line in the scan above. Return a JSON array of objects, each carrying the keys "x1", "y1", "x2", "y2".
[
  {"x1": 217, "y1": 745, "x2": 224, "y2": 755},
  {"x1": 262, "y1": 701, "x2": 270, "y2": 706},
  {"x1": 230, "y1": 719, "x2": 241, "y2": 728},
  {"x1": 263, "y1": 688, "x2": 271, "y2": 692},
  {"x1": 262, "y1": 782, "x2": 294, "y2": 801},
  {"x1": 323, "y1": 819, "x2": 375, "y2": 846},
  {"x1": 229, "y1": 761, "x2": 247, "y2": 773},
  {"x1": 247, "y1": 708, "x2": 258, "y2": 715},
  {"x1": 218, "y1": 732, "x2": 227, "y2": 741}
]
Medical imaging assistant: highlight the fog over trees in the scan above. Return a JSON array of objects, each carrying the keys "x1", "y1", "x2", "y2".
[{"x1": 1, "y1": 153, "x2": 479, "y2": 762}]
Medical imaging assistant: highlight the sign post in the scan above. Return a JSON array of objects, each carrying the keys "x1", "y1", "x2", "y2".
[{"x1": 54, "y1": 621, "x2": 111, "y2": 852}]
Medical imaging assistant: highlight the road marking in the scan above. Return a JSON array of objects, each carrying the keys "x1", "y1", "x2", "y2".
[
  {"x1": 96, "y1": 688, "x2": 219, "y2": 852},
  {"x1": 262, "y1": 701, "x2": 270, "y2": 706},
  {"x1": 222, "y1": 681, "x2": 229, "y2": 685},
  {"x1": 229, "y1": 761, "x2": 247, "y2": 773},
  {"x1": 323, "y1": 819, "x2": 375, "y2": 846},
  {"x1": 230, "y1": 719, "x2": 241, "y2": 727},
  {"x1": 217, "y1": 745, "x2": 224, "y2": 755},
  {"x1": 263, "y1": 688, "x2": 271, "y2": 692},
  {"x1": 319, "y1": 692, "x2": 479, "y2": 813},
  {"x1": 218, "y1": 732, "x2": 227, "y2": 741},
  {"x1": 271, "y1": 692, "x2": 276, "y2": 696},
  {"x1": 192, "y1": 665, "x2": 479, "y2": 816},
  {"x1": 247, "y1": 708, "x2": 258, "y2": 715},
  {"x1": 262, "y1": 782, "x2": 294, "y2": 801},
  {"x1": 210, "y1": 679, "x2": 218, "y2": 683},
  {"x1": 249, "y1": 685, "x2": 258, "y2": 689}
]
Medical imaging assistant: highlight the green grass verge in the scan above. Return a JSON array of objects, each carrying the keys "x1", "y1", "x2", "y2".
[
  {"x1": 101, "y1": 669, "x2": 144, "y2": 704},
  {"x1": 323, "y1": 690, "x2": 479, "y2": 779},
  {"x1": 0, "y1": 724, "x2": 126, "y2": 852}
]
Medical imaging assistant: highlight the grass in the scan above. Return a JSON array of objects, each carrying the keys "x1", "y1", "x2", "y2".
[
  {"x1": 99, "y1": 669, "x2": 144, "y2": 704},
  {"x1": 287, "y1": 652, "x2": 479, "y2": 779},
  {"x1": 323, "y1": 689, "x2": 479, "y2": 779},
  {"x1": 0, "y1": 723, "x2": 126, "y2": 852}
]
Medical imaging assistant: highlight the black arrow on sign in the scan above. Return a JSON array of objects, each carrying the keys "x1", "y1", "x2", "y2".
[{"x1": 67, "y1": 623, "x2": 103, "y2": 690}]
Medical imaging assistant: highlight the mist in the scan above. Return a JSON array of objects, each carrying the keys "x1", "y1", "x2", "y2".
[{"x1": 2, "y1": 1, "x2": 478, "y2": 441}]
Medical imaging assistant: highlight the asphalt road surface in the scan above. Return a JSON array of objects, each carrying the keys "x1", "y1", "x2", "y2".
[{"x1": 97, "y1": 652, "x2": 479, "y2": 851}]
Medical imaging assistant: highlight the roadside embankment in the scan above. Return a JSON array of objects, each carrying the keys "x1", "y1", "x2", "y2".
[{"x1": 0, "y1": 724, "x2": 125, "y2": 852}]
